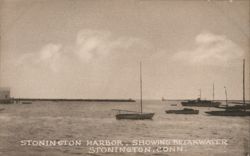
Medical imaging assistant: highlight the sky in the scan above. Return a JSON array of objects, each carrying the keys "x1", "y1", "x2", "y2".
[{"x1": 0, "y1": 0, "x2": 249, "y2": 100}]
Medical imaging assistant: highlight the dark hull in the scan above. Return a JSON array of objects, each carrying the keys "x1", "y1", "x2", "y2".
[
  {"x1": 170, "y1": 104, "x2": 177, "y2": 106},
  {"x1": 216, "y1": 105, "x2": 250, "y2": 110},
  {"x1": 181, "y1": 101, "x2": 220, "y2": 107},
  {"x1": 22, "y1": 102, "x2": 32, "y2": 104},
  {"x1": 166, "y1": 110, "x2": 199, "y2": 114},
  {"x1": 116, "y1": 113, "x2": 154, "y2": 120},
  {"x1": 205, "y1": 110, "x2": 250, "y2": 116}
]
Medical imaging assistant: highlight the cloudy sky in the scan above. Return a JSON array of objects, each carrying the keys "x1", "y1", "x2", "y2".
[{"x1": 0, "y1": 0, "x2": 249, "y2": 100}]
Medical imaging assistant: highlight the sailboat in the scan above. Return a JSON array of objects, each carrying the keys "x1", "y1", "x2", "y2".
[
  {"x1": 215, "y1": 102, "x2": 250, "y2": 110},
  {"x1": 115, "y1": 62, "x2": 155, "y2": 120},
  {"x1": 205, "y1": 59, "x2": 250, "y2": 116}
]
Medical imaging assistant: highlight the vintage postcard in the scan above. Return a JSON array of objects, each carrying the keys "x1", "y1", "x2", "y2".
[{"x1": 0, "y1": 0, "x2": 249, "y2": 155}]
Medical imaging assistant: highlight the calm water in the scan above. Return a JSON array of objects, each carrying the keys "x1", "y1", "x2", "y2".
[{"x1": 0, "y1": 100, "x2": 249, "y2": 156}]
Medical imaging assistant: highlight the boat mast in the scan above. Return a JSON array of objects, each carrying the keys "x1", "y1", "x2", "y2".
[
  {"x1": 224, "y1": 86, "x2": 228, "y2": 108},
  {"x1": 140, "y1": 62, "x2": 143, "y2": 114},
  {"x1": 243, "y1": 59, "x2": 246, "y2": 111},
  {"x1": 212, "y1": 83, "x2": 215, "y2": 101},
  {"x1": 199, "y1": 89, "x2": 202, "y2": 99}
]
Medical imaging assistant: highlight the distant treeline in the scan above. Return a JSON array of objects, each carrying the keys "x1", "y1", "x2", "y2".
[{"x1": 14, "y1": 98, "x2": 136, "y2": 102}]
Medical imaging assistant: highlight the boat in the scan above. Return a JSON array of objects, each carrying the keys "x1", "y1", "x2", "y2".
[
  {"x1": 181, "y1": 98, "x2": 221, "y2": 107},
  {"x1": 170, "y1": 104, "x2": 177, "y2": 106},
  {"x1": 165, "y1": 108, "x2": 199, "y2": 114},
  {"x1": 114, "y1": 62, "x2": 155, "y2": 120},
  {"x1": 0, "y1": 108, "x2": 5, "y2": 112},
  {"x1": 22, "y1": 101, "x2": 32, "y2": 104},
  {"x1": 0, "y1": 99, "x2": 14, "y2": 104},
  {"x1": 182, "y1": 86, "x2": 221, "y2": 107},
  {"x1": 226, "y1": 101, "x2": 250, "y2": 109},
  {"x1": 205, "y1": 109, "x2": 250, "y2": 116},
  {"x1": 206, "y1": 59, "x2": 250, "y2": 116},
  {"x1": 216, "y1": 104, "x2": 250, "y2": 110},
  {"x1": 115, "y1": 110, "x2": 155, "y2": 120}
]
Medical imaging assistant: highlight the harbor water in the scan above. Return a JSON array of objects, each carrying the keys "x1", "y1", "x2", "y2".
[{"x1": 0, "y1": 100, "x2": 249, "y2": 156}]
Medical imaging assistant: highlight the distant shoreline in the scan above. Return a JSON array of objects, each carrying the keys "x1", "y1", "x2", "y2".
[
  {"x1": 3, "y1": 98, "x2": 249, "y2": 104},
  {"x1": 13, "y1": 98, "x2": 136, "y2": 102}
]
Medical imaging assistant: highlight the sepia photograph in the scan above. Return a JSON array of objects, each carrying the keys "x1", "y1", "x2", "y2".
[{"x1": 0, "y1": 0, "x2": 249, "y2": 155}]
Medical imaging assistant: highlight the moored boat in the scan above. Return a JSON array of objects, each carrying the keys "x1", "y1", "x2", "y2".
[
  {"x1": 114, "y1": 62, "x2": 155, "y2": 120},
  {"x1": 206, "y1": 59, "x2": 250, "y2": 116},
  {"x1": 166, "y1": 108, "x2": 199, "y2": 114},
  {"x1": 205, "y1": 109, "x2": 250, "y2": 116},
  {"x1": 182, "y1": 85, "x2": 221, "y2": 107},
  {"x1": 116, "y1": 112, "x2": 155, "y2": 120},
  {"x1": 22, "y1": 101, "x2": 32, "y2": 104},
  {"x1": 181, "y1": 98, "x2": 221, "y2": 107},
  {"x1": 216, "y1": 104, "x2": 250, "y2": 110}
]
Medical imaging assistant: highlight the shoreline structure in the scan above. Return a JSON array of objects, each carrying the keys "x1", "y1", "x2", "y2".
[{"x1": 14, "y1": 98, "x2": 136, "y2": 102}]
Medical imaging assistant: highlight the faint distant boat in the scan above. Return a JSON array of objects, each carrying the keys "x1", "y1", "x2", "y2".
[
  {"x1": 22, "y1": 101, "x2": 32, "y2": 104},
  {"x1": 206, "y1": 59, "x2": 250, "y2": 116},
  {"x1": 115, "y1": 62, "x2": 155, "y2": 120},
  {"x1": 166, "y1": 108, "x2": 199, "y2": 114},
  {"x1": 161, "y1": 97, "x2": 167, "y2": 101},
  {"x1": 0, "y1": 108, "x2": 5, "y2": 112}
]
